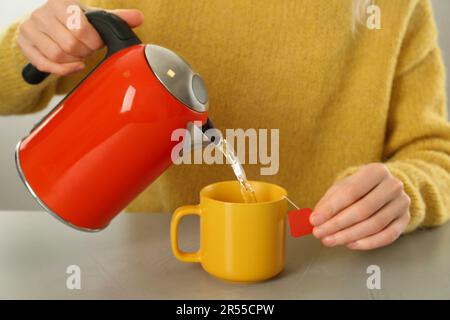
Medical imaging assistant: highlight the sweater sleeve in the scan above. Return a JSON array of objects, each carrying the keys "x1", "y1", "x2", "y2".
[
  {"x1": 0, "y1": 20, "x2": 60, "y2": 115},
  {"x1": 0, "y1": 0, "x2": 116, "y2": 115},
  {"x1": 338, "y1": 0, "x2": 450, "y2": 233}
]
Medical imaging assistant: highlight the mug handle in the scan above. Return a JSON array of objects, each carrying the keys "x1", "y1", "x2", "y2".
[{"x1": 170, "y1": 205, "x2": 202, "y2": 263}]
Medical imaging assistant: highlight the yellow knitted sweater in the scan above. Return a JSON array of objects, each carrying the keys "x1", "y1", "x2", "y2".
[{"x1": 0, "y1": 0, "x2": 449, "y2": 233}]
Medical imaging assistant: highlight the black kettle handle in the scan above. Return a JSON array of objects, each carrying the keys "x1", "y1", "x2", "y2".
[{"x1": 22, "y1": 10, "x2": 142, "y2": 85}]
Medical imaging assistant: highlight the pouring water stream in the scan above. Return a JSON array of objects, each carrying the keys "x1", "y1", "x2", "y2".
[{"x1": 209, "y1": 129, "x2": 299, "y2": 207}]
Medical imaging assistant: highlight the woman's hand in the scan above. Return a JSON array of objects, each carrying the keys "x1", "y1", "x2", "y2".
[
  {"x1": 310, "y1": 163, "x2": 411, "y2": 250},
  {"x1": 17, "y1": 0, "x2": 144, "y2": 76}
]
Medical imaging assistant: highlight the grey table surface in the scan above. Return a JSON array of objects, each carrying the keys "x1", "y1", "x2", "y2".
[{"x1": 0, "y1": 210, "x2": 449, "y2": 299}]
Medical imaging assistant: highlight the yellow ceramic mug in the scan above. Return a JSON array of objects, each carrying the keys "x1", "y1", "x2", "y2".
[{"x1": 170, "y1": 181, "x2": 287, "y2": 282}]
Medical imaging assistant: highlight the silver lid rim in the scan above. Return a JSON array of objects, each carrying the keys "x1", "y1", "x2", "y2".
[{"x1": 144, "y1": 44, "x2": 209, "y2": 113}]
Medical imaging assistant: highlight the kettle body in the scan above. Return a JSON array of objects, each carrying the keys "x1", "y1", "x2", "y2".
[{"x1": 16, "y1": 11, "x2": 210, "y2": 231}]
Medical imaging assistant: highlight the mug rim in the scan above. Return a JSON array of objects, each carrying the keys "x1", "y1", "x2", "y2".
[{"x1": 199, "y1": 180, "x2": 287, "y2": 206}]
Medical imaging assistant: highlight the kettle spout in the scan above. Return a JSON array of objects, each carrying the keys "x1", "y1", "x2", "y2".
[
  {"x1": 186, "y1": 118, "x2": 221, "y2": 153},
  {"x1": 201, "y1": 118, "x2": 222, "y2": 146}
]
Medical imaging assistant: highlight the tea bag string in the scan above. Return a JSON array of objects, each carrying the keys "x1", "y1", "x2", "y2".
[{"x1": 283, "y1": 196, "x2": 299, "y2": 210}]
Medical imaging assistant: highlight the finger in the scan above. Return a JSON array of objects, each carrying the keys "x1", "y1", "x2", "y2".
[
  {"x1": 41, "y1": 16, "x2": 92, "y2": 58},
  {"x1": 346, "y1": 212, "x2": 410, "y2": 250},
  {"x1": 315, "y1": 174, "x2": 354, "y2": 210},
  {"x1": 320, "y1": 193, "x2": 410, "y2": 247},
  {"x1": 56, "y1": 5, "x2": 103, "y2": 51},
  {"x1": 310, "y1": 182, "x2": 343, "y2": 226},
  {"x1": 29, "y1": 6, "x2": 93, "y2": 58},
  {"x1": 311, "y1": 163, "x2": 389, "y2": 226},
  {"x1": 20, "y1": 24, "x2": 83, "y2": 63},
  {"x1": 18, "y1": 34, "x2": 85, "y2": 76},
  {"x1": 313, "y1": 175, "x2": 404, "y2": 238},
  {"x1": 314, "y1": 180, "x2": 344, "y2": 211},
  {"x1": 109, "y1": 9, "x2": 145, "y2": 28}
]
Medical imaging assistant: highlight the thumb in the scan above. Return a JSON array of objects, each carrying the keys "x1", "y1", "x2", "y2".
[{"x1": 109, "y1": 9, "x2": 144, "y2": 28}]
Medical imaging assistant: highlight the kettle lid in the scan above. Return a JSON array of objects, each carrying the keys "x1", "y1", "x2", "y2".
[{"x1": 145, "y1": 44, "x2": 208, "y2": 112}]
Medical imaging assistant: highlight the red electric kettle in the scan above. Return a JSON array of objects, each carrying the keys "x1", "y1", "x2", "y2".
[{"x1": 16, "y1": 10, "x2": 213, "y2": 231}]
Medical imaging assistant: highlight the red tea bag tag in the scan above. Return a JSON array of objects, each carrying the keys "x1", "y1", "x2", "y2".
[{"x1": 288, "y1": 208, "x2": 314, "y2": 237}]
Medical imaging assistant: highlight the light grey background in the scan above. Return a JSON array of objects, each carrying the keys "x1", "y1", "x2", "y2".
[{"x1": 0, "y1": 0, "x2": 449, "y2": 210}]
